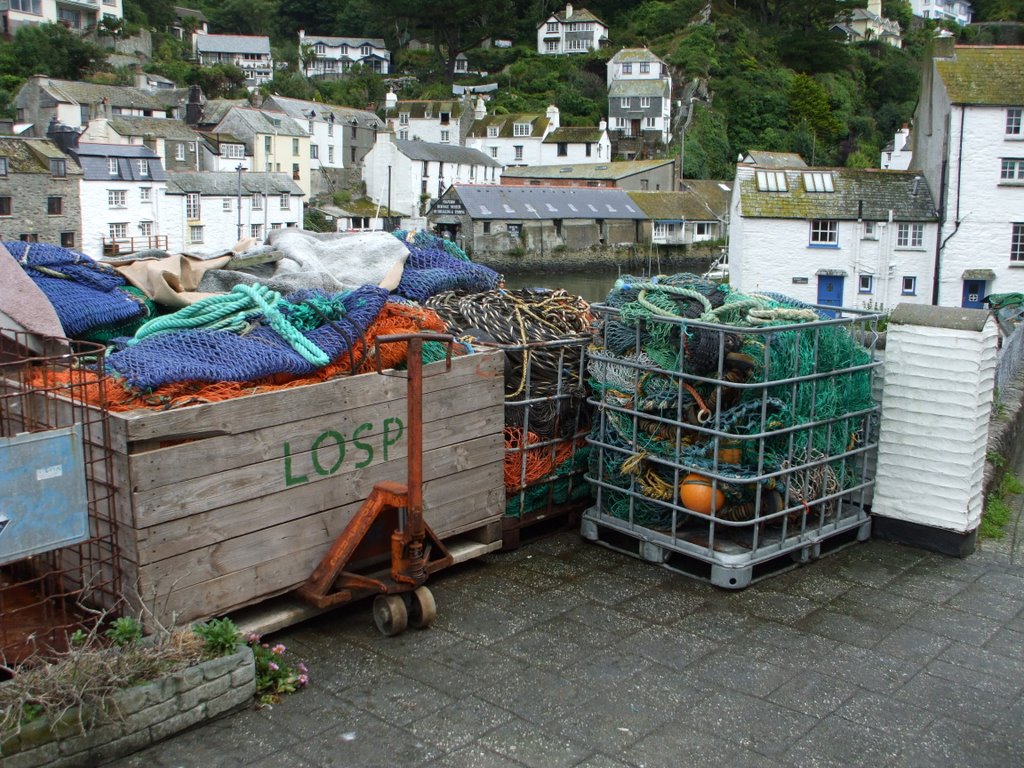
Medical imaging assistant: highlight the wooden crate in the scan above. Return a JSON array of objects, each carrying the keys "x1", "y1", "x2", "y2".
[{"x1": 105, "y1": 351, "x2": 505, "y2": 629}]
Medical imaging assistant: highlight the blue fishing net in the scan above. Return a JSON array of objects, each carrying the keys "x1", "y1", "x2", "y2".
[
  {"x1": 5, "y1": 241, "x2": 146, "y2": 337},
  {"x1": 106, "y1": 285, "x2": 389, "y2": 390},
  {"x1": 391, "y1": 231, "x2": 500, "y2": 302}
]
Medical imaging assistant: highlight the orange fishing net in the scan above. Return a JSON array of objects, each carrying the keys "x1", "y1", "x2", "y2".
[
  {"x1": 503, "y1": 426, "x2": 585, "y2": 491},
  {"x1": 28, "y1": 303, "x2": 451, "y2": 412}
]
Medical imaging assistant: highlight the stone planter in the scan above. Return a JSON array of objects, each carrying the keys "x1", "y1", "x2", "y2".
[{"x1": 0, "y1": 645, "x2": 255, "y2": 768}]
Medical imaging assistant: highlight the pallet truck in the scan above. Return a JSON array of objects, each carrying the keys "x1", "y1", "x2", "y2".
[{"x1": 296, "y1": 333, "x2": 455, "y2": 635}]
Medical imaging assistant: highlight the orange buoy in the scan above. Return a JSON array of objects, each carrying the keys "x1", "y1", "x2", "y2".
[
  {"x1": 719, "y1": 440, "x2": 742, "y2": 465},
  {"x1": 680, "y1": 473, "x2": 726, "y2": 514}
]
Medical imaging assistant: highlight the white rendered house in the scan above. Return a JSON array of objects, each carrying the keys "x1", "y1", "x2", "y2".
[
  {"x1": 909, "y1": 0, "x2": 972, "y2": 24},
  {"x1": 2, "y1": 0, "x2": 123, "y2": 34},
  {"x1": 465, "y1": 102, "x2": 559, "y2": 167},
  {"x1": 728, "y1": 161, "x2": 939, "y2": 311},
  {"x1": 194, "y1": 34, "x2": 274, "y2": 89},
  {"x1": 262, "y1": 95, "x2": 383, "y2": 171},
  {"x1": 539, "y1": 123, "x2": 611, "y2": 164},
  {"x1": 606, "y1": 48, "x2": 673, "y2": 145},
  {"x1": 383, "y1": 93, "x2": 474, "y2": 145},
  {"x1": 536, "y1": 3, "x2": 608, "y2": 55},
  {"x1": 298, "y1": 31, "x2": 391, "y2": 77},
  {"x1": 362, "y1": 132, "x2": 501, "y2": 217},
  {"x1": 911, "y1": 41, "x2": 1024, "y2": 307}
]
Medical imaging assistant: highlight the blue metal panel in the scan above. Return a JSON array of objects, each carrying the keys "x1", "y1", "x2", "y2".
[
  {"x1": 962, "y1": 280, "x2": 985, "y2": 309},
  {"x1": 817, "y1": 275, "x2": 845, "y2": 318},
  {"x1": 0, "y1": 425, "x2": 89, "y2": 566}
]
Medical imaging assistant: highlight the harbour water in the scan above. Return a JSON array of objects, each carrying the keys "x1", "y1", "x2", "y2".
[{"x1": 501, "y1": 269, "x2": 623, "y2": 303}]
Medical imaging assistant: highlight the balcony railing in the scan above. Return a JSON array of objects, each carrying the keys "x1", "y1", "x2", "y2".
[{"x1": 102, "y1": 235, "x2": 169, "y2": 256}]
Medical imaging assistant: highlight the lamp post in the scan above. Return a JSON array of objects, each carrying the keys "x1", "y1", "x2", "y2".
[{"x1": 235, "y1": 163, "x2": 244, "y2": 241}]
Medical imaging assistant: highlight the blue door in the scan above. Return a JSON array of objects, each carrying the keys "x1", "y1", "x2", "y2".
[
  {"x1": 817, "y1": 275, "x2": 844, "y2": 316},
  {"x1": 962, "y1": 280, "x2": 985, "y2": 309}
]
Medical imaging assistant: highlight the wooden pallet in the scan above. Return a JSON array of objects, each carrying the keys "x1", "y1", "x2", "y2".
[{"x1": 500, "y1": 499, "x2": 588, "y2": 551}]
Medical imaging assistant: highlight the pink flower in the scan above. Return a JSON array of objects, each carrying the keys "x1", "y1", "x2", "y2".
[
  {"x1": 247, "y1": 633, "x2": 261, "y2": 645},
  {"x1": 268, "y1": 661, "x2": 279, "y2": 672},
  {"x1": 298, "y1": 674, "x2": 309, "y2": 686},
  {"x1": 297, "y1": 662, "x2": 308, "y2": 674},
  {"x1": 272, "y1": 644, "x2": 286, "y2": 655}
]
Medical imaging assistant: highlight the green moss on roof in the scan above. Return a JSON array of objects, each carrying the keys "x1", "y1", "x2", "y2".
[
  {"x1": 502, "y1": 158, "x2": 673, "y2": 180},
  {"x1": 543, "y1": 126, "x2": 603, "y2": 143},
  {"x1": 0, "y1": 138, "x2": 82, "y2": 174},
  {"x1": 467, "y1": 114, "x2": 549, "y2": 138},
  {"x1": 937, "y1": 46, "x2": 1024, "y2": 106}
]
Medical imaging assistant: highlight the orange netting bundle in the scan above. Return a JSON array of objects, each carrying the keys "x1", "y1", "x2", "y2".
[
  {"x1": 28, "y1": 302, "x2": 451, "y2": 412},
  {"x1": 503, "y1": 425, "x2": 583, "y2": 492}
]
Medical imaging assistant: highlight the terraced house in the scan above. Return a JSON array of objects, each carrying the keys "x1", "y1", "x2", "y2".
[
  {"x1": 383, "y1": 94, "x2": 474, "y2": 145},
  {"x1": 465, "y1": 103, "x2": 559, "y2": 168},
  {"x1": 0, "y1": 137, "x2": 83, "y2": 248}
]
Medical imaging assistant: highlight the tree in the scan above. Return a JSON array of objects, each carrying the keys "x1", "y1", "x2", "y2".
[
  {"x1": 788, "y1": 73, "x2": 843, "y2": 148},
  {"x1": 0, "y1": 23, "x2": 106, "y2": 80}
]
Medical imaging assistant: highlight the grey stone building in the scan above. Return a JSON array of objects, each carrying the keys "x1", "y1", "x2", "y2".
[{"x1": 0, "y1": 137, "x2": 83, "y2": 248}]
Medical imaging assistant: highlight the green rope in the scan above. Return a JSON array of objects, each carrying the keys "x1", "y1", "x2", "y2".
[{"x1": 130, "y1": 284, "x2": 331, "y2": 366}]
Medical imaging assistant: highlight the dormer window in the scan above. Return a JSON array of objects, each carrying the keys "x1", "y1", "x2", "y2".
[
  {"x1": 314, "y1": 43, "x2": 325, "y2": 55},
  {"x1": 138, "y1": 160, "x2": 149, "y2": 176},
  {"x1": 546, "y1": 21, "x2": 557, "y2": 32},
  {"x1": 640, "y1": 62, "x2": 650, "y2": 74},
  {"x1": 513, "y1": 122, "x2": 531, "y2": 137},
  {"x1": 399, "y1": 112, "x2": 409, "y2": 126},
  {"x1": 756, "y1": 170, "x2": 788, "y2": 192},
  {"x1": 487, "y1": 126, "x2": 498, "y2": 138},
  {"x1": 440, "y1": 112, "x2": 450, "y2": 125},
  {"x1": 50, "y1": 158, "x2": 66, "y2": 178},
  {"x1": 803, "y1": 172, "x2": 834, "y2": 192},
  {"x1": 622, "y1": 63, "x2": 632, "y2": 74},
  {"x1": 361, "y1": 45, "x2": 371, "y2": 56},
  {"x1": 108, "y1": 158, "x2": 118, "y2": 175}
]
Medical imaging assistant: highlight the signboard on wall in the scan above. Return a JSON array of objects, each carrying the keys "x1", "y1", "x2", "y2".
[{"x1": 431, "y1": 198, "x2": 466, "y2": 217}]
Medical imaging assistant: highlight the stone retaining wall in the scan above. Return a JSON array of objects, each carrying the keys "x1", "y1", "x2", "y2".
[{"x1": 0, "y1": 646, "x2": 254, "y2": 768}]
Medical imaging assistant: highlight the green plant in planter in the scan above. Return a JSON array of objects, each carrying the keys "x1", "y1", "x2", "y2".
[
  {"x1": 104, "y1": 617, "x2": 143, "y2": 647},
  {"x1": 192, "y1": 617, "x2": 241, "y2": 658},
  {"x1": 246, "y1": 633, "x2": 309, "y2": 706}
]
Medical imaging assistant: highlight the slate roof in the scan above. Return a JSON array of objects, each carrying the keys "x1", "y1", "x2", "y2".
[
  {"x1": 71, "y1": 143, "x2": 167, "y2": 182},
  {"x1": 609, "y1": 48, "x2": 665, "y2": 64},
  {"x1": 609, "y1": 80, "x2": 670, "y2": 98},
  {"x1": 540, "y1": 5, "x2": 606, "y2": 27},
  {"x1": 264, "y1": 96, "x2": 384, "y2": 130},
  {"x1": 174, "y1": 6, "x2": 207, "y2": 22},
  {"x1": 443, "y1": 184, "x2": 646, "y2": 220},
  {"x1": 29, "y1": 79, "x2": 187, "y2": 112},
  {"x1": 543, "y1": 126, "x2": 605, "y2": 143},
  {"x1": 735, "y1": 165, "x2": 938, "y2": 222},
  {"x1": 303, "y1": 35, "x2": 387, "y2": 49},
  {"x1": 936, "y1": 46, "x2": 1024, "y2": 106},
  {"x1": 166, "y1": 171, "x2": 302, "y2": 196},
  {"x1": 108, "y1": 116, "x2": 202, "y2": 140},
  {"x1": 195, "y1": 34, "x2": 271, "y2": 55},
  {"x1": 467, "y1": 114, "x2": 550, "y2": 139},
  {"x1": 394, "y1": 139, "x2": 501, "y2": 167},
  {"x1": 0, "y1": 137, "x2": 83, "y2": 174},
  {"x1": 742, "y1": 151, "x2": 808, "y2": 168},
  {"x1": 384, "y1": 100, "x2": 469, "y2": 119},
  {"x1": 214, "y1": 109, "x2": 307, "y2": 147},
  {"x1": 198, "y1": 99, "x2": 249, "y2": 126},
  {"x1": 628, "y1": 180, "x2": 732, "y2": 221},
  {"x1": 199, "y1": 132, "x2": 247, "y2": 153},
  {"x1": 501, "y1": 158, "x2": 673, "y2": 181}
]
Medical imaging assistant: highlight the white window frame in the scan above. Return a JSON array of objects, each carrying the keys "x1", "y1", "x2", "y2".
[
  {"x1": 546, "y1": 21, "x2": 558, "y2": 33},
  {"x1": 620, "y1": 97, "x2": 630, "y2": 109},
  {"x1": 280, "y1": 193, "x2": 290, "y2": 210},
  {"x1": 902, "y1": 276, "x2": 917, "y2": 295},
  {"x1": 139, "y1": 221, "x2": 153, "y2": 237},
  {"x1": 640, "y1": 97, "x2": 651, "y2": 109},
  {"x1": 1007, "y1": 108, "x2": 1023, "y2": 137},
  {"x1": 863, "y1": 221, "x2": 877, "y2": 240},
  {"x1": 513, "y1": 122, "x2": 531, "y2": 137},
  {"x1": 108, "y1": 158, "x2": 118, "y2": 175},
  {"x1": 189, "y1": 225, "x2": 204, "y2": 244},
  {"x1": 0, "y1": 157, "x2": 7, "y2": 177},
  {"x1": 186, "y1": 192, "x2": 201, "y2": 219},
  {"x1": 622, "y1": 63, "x2": 632, "y2": 75},
  {"x1": 252, "y1": 193, "x2": 264, "y2": 210},
  {"x1": 896, "y1": 223, "x2": 924, "y2": 248},
  {"x1": 328, "y1": 146, "x2": 335, "y2": 163},
  {"x1": 514, "y1": 145, "x2": 524, "y2": 161},
  {"x1": 803, "y1": 172, "x2": 835, "y2": 192},
  {"x1": 487, "y1": 126, "x2": 499, "y2": 138},
  {"x1": 859, "y1": 274, "x2": 874, "y2": 293},
  {"x1": 645, "y1": 117, "x2": 656, "y2": 128},
  {"x1": 809, "y1": 219, "x2": 838, "y2": 245},
  {"x1": 251, "y1": 223, "x2": 263, "y2": 239},
  {"x1": 310, "y1": 144, "x2": 319, "y2": 159},
  {"x1": 175, "y1": 143, "x2": 186, "y2": 161},
  {"x1": 755, "y1": 170, "x2": 788, "y2": 192},
  {"x1": 1013, "y1": 223, "x2": 1024, "y2": 263},
  {"x1": 109, "y1": 222, "x2": 128, "y2": 240},
  {"x1": 399, "y1": 112, "x2": 409, "y2": 126},
  {"x1": 440, "y1": 129, "x2": 451, "y2": 143},
  {"x1": 225, "y1": 144, "x2": 245, "y2": 159},
  {"x1": 140, "y1": 186, "x2": 151, "y2": 203},
  {"x1": 489, "y1": 146, "x2": 498, "y2": 158},
  {"x1": 640, "y1": 62, "x2": 651, "y2": 74},
  {"x1": 138, "y1": 160, "x2": 149, "y2": 176},
  {"x1": 1000, "y1": 158, "x2": 1024, "y2": 181},
  {"x1": 223, "y1": 198, "x2": 232, "y2": 212},
  {"x1": 108, "y1": 189, "x2": 127, "y2": 208}
]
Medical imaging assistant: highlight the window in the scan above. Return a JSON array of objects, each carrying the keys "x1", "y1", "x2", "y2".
[
  {"x1": 328, "y1": 146, "x2": 335, "y2": 163},
  {"x1": 327, "y1": 122, "x2": 334, "y2": 137},
  {"x1": 1000, "y1": 158, "x2": 1024, "y2": 181},
  {"x1": 19, "y1": 233, "x2": 38, "y2": 243},
  {"x1": 108, "y1": 158, "x2": 118, "y2": 174},
  {"x1": 186, "y1": 192, "x2": 200, "y2": 219},
  {"x1": 513, "y1": 122, "x2": 530, "y2": 137},
  {"x1": 252, "y1": 193, "x2": 264, "y2": 210},
  {"x1": 640, "y1": 62, "x2": 650, "y2": 74},
  {"x1": 557, "y1": 142, "x2": 568, "y2": 157},
  {"x1": 507, "y1": 223, "x2": 522, "y2": 237},
  {"x1": 308, "y1": 119, "x2": 314, "y2": 134},
  {"x1": 223, "y1": 198, "x2": 232, "y2": 212},
  {"x1": 109, "y1": 222, "x2": 128, "y2": 240},
  {"x1": 755, "y1": 170, "x2": 788, "y2": 191},
  {"x1": 399, "y1": 130, "x2": 408, "y2": 140},
  {"x1": 514, "y1": 145, "x2": 524, "y2": 162},
  {"x1": 251, "y1": 224, "x2": 263, "y2": 239},
  {"x1": 1013, "y1": 223, "x2": 1024, "y2": 262},
  {"x1": 622, "y1": 63, "x2": 632, "y2": 74},
  {"x1": 645, "y1": 117, "x2": 656, "y2": 128},
  {"x1": 139, "y1": 221, "x2": 152, "y2": 237},
  {"x1": 292, "y1": 164, "x2": 300, "y2": 180},
  {"x1": 108, "y1": 190, "x2": 127, "y2": 208},
  {"x1": 50, "y1": 159, "x2": 66, "y2": 178},
  {"x1": 863, "y1": 221, "x2": 877, "y2": 239},
  {"x1": 61, "y1": 232, "x2": 75, "y2": 248},
  {"x1": 350, "y1": 146, "x2": 356, "y2": 163},
  {"x1": 546, "y1": 21, "x2": 557, "y2": 32},
  {"x1": 399, "y1": 113, "x2": 409, "y2": 126},
  {"x1": 189, "y1": 225, "x2": 204, "y2": 243},
  {"x1": 175, "y1": 143, "x2": 186, "y2": 161},
  {"x1": 695, "y1": 222, "x2": 711, "y2": 238},
  {"x1": 0, "y1": 157, "x2": 8, "y2": 176},
  {"x1": 0, "y1": 197, "x2": 10, "y2": 216},
  {"x1": 440, "y1": 112, "x2": 450, "y2": 126},
  {"x1": 351, "y1": 125, "x2": 357, "y2": 139},
  {"x1": 489, "y1": 147, "x2": 498, "y2": 158},
  {"x1": 361, "y1": 45, "x2": 371, "y2": 56},
  {"x1": 809, "y1": 219, "x2": 838, "y2": 245},
  {"x1": 264, "y1": 136, "x2": 272, "y2": 153},
  {"x1": 545, "y1": 40, "x2": 559, "y2": 53},
  {"x1": 310, "y1": 144, "x2": 319, "y2": 159},
  {"x1": 902, "y1": 276, "x2": 917, "y2": 295},
  {"x1": 1007, "y1": 108, "x2": 1023, "y2": 137},
  {"x1": 10, "y1": 0, "x2": 42, "y2": 13},
  {"x1": 620, "y1": 97, "x2": 630, "y2": 109},
  {"x1": 225, "y1": 144, "x2": 244, "y2": 159},
  {"x1": 483, "y1": 221, "x2": 491, "y2": 234},
  {"x1": 271, "y1": 223, "x2": 283, "y2": 230},
  {"x1": 859, "y1": 274, "x2": 874, "y2": 293},
  {"x1": 640, "y1": 179, "x2": 649, "y2": 190},
  {"x1": 487, "y1": 126, "x2": 498, "y2": 138},
  {"x1": 280, "y1": 193, "x2": 290, "y2": 210},
  {"x1": 440, "y1": 130, "x2": 450, "y2": 143},
  {"x1": 138, "y1": 160, "x2": 149, "y2": 176},
  {"x1": 640, "y1": 97, "x2": 651, "y2": 109},
  {"x1": 47, "y1": 196, "x2": 62, "y2": 215},
  {"x1": 803, "y1": 172, "x2": 835, "y2": 192},
  {"x1": 897, "y1": 223, "x2": 924, "y2": 248}
]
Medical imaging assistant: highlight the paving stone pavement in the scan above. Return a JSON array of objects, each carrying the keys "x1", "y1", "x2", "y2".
[{"x1": 107, "y1": 484, "x2": 1024, "y2": 768}]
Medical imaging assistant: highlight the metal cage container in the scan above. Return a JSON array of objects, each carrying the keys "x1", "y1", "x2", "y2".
[{"x1": 582, "y1": 303, "x2": 883, "y2": 588}]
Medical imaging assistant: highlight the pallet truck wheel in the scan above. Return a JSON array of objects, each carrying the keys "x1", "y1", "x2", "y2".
[
  {"x1": 373, "y1": 594, "x2": 408, "y2": 636},
  {"x1": 407, "y1": 586, "x2": 437, "y2": 629}
]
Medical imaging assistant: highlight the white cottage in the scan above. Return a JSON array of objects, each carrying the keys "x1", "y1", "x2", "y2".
[
  {"x1": 465, "y1": 103, "x2": 559, "y2": 168},
  {"x1": 728, "y1": 161, "x2": 939, "y2": 311},
  {"x1": 911, "y1": 40, "x2": 1024, "y2": 307}
]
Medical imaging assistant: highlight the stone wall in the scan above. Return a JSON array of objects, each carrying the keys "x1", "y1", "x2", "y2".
[
  {"x1": 471, "y1": 241, "x2": 720, "y2": 275},
  {"x1": 0, "y1": 646, "x2": 255, "y2": 768}
]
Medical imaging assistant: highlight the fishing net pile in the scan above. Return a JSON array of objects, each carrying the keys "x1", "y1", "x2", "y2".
[
  {"x1": 425, "y1": 288, "x2": 595, "y2": 518},
  {"x1": 392, "y1": 230, "x2": 502, "y2": 301},
  {"x1": 587, "y1": 273, "x2": 877, "y2": 533}
]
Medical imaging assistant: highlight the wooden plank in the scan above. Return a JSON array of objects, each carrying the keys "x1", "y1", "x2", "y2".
[
  {"x1": 137, "y1": 485, "x2": 502, "y2": 615},
  {"x1": 129, "y1": 414, "x2": 503, "y2": 526},
  {"x1": 127, "y1": 380, "x2": 501, "y2": 492},
  {"x1": 115, "y1": 352, "x2": 503, "y2": 443}
]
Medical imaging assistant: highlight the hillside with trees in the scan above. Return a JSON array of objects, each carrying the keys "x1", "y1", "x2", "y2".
[{"x1": 3, "y1": 0, "x2": 1024, "y2": 179}]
